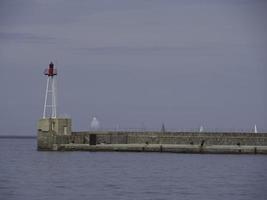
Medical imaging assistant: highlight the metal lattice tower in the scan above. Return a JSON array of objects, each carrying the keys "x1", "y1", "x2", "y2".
[{"x1": 43, "y1": 62, "x2": 57, "y2": 119}]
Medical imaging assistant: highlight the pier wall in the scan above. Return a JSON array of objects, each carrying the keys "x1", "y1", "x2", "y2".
[
  {"x1": 38, "y1": 130, "x2": 267, "y2": 152},
  {"x1": 72, "y1": 131, "x2": 267, "y2": 146},
  {"x1": 37, "y1": 119, "x2": 267, "y2": 153}
]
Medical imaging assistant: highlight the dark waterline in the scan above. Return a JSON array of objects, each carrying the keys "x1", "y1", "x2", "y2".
[{"x1": 0, "y1": 139, "x2": 266, "y2": 200}]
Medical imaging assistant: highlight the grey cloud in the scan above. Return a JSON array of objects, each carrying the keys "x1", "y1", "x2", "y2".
[
  {"x1": 0, "y1": 32, "x2": 56, "y2": 43},
  {"x1": 76, "y1": 44, "x2": 258, "y2": 57}
]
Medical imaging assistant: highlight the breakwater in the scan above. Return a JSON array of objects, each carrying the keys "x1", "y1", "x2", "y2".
[{"x1": 37, "y1": 118, "x2": 267, "y2": 154}]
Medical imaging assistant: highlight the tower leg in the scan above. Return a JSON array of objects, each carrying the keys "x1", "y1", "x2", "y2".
[
  {"x1": 51, "y1": 77, "x2": 57, "y2": 118},
  {"x1": 43, "y1": 77, "x2": 50, "y2": 119}
]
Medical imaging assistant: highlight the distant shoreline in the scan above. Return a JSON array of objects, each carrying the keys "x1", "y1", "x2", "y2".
[{"x1": 0, "y1": 135, "x2": 36, "y2": 139}]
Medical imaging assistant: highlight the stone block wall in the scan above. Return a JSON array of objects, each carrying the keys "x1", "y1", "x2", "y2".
[
  {"x1": 38, "y1": 127, "x2": 267, "y2": 150},
  {"x1": 71, "y1": 131, "x2": 267, "y2": 146}
]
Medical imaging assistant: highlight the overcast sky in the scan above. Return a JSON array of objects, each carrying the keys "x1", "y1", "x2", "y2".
[{"x1": 0, "y1": 0, "x2": 266, "y2": 135}]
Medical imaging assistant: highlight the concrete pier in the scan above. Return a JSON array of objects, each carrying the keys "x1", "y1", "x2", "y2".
[{"x1": 37, "y1": 118, "x2": 267, "y2": 154}]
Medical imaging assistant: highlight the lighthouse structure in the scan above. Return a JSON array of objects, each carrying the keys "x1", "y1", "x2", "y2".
[
  {"x1": 43, "y1": 62, "x2": 57, "y2": 119},
  {"x1": 37, "y1": 62, "x2": 71, "y2": 150}
]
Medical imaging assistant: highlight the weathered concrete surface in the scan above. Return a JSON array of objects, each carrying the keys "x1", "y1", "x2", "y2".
[
  {"x1": 37, "y1": 118, "x2": 71, "y2": 150},
  {"x1": 72, "y1": 131, "x2": 267, "y2": 146},
  {"x1": 55, "y1": 144, "x2": 267, "y2": 154},
  {"x1": 38, "y1": 118, "x2": 71, "y2": 135}
]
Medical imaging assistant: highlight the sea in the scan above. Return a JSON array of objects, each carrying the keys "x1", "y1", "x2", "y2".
[{"x1": 0, "y1": 138, "x2": 266, "y2": 200}]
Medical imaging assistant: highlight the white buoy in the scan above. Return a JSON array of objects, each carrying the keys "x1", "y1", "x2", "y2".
[
  {"x1": 199, "y1": 125, "x2": 204, "y2": 132},
  {"x1": 254, "y1": 124, "x2": 258, "y2": 133},
  {"x1": 90, "y1": 117, "x2": 100, "y2": 130}
]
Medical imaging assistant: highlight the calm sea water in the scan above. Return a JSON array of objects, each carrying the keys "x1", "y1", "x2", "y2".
[{"x1": 0, "y1": 139, "x2": 266, "y2": 200}]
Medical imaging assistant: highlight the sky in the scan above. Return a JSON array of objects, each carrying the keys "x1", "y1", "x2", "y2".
[{"x1": 0, "y1": 0, "x2": 266, "y2": 135}]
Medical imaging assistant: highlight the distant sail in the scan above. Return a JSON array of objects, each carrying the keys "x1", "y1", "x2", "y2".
[
  {"x1": 254, "y1": 124, "x2": 258, "y2": 133},
  {"x1": 115, "y1": 124, "x2": 120, "y2": 131},
  {"x1": 199, "y1": 125, "x2": 204, "y2": 132},
  {"x1": 161, "y1": 123, "x2": 166, "y2": 133}
]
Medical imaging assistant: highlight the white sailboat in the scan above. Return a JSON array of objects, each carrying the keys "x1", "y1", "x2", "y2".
[{"x1": 254, "y1": 124, "x2": 258, "y2": 133}]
